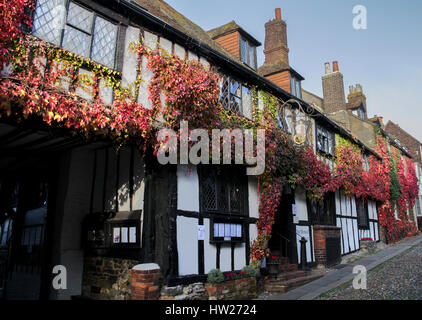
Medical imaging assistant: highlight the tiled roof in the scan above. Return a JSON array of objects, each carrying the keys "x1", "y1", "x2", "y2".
[
  {"x1": 258, "y1": 61, "x2": 304, "y2": 80},
  {"x1": 207, "y1": 21, "x2": 261, "y2": 46},
  {"x1": 134, "y1": 0, "x2": 237, "y2": 60}
]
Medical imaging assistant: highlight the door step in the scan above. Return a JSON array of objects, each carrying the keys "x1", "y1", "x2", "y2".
[{"x1": 264, "y1": 270, "x2": 323, "y2": 294}]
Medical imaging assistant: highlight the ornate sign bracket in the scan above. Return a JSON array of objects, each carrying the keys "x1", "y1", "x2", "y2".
[{"x1": 277, "y1": 99, "x2": 316, "y2": 149}]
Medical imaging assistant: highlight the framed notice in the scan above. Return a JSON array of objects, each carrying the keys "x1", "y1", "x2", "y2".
[
  {"x1": 113, "y1": 228, "x2": 120, "y2": 244},
  {"x1": 129, "y1": 227, "x2": 137, "y2": 243},
  {"x1": 121, "y1": 227, "x2": 128, "y2": 243}
]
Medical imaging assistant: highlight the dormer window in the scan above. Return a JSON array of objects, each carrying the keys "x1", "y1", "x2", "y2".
[
  {"x1": 240, "y1": 37, "x2": 257, "y2": 70},
  {"x1": 32, "y1": 0, "x2": 119, "y2": 69},
  {"x1": 290, "y1": 76, "x2": 302, "y2": 99}
]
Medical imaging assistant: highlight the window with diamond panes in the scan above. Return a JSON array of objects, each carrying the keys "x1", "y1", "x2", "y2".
[
  {"x1": 32, "y1": 0, "x2": 118, "y2": 69},
  {"x1": 200, "y1": 167, "x2": 245, "y2": 216},
  {"x1": 220, "y1": 76, "x2": 242, "y2": 115}
]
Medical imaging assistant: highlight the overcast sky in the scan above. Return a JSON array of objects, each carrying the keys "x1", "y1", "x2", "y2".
[{"x1": 165, "y1": 0, "x2": 422, "y2": 141}]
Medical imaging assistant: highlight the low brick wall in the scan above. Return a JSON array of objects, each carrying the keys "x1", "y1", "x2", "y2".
[
  {"x1": 205, "y1": 277, "x2": 257, "y2": 300},
  {"x1": 130, "y1": 264, "x2": 162, "y2": 300},
  {"x1": 82, "y1": 256, "x2": 138, "y2": 300}
]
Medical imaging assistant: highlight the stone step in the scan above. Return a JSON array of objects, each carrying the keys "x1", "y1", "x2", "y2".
[
  {"x1": 276, "y1": 270, "x2": 308, "y2": 281},
  {"x1": 278, "y1": 264, "x2": 298, "y2": 273},
  {"x1": 264, "y1": 273, "x2": 323, "y2": 294}
]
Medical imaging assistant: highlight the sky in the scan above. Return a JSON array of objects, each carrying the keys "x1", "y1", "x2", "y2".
[{"x1": 165, "y1": 0, "x2": 422, "y2": 141}]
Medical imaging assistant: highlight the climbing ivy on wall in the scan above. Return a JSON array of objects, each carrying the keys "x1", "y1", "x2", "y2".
[{"x1": 0, "y1": 0, "x2": 419, "y2": 269}]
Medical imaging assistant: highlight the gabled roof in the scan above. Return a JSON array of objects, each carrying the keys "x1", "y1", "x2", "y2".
[{"x1": 207, "y1": 21, "x2": 261, "y2": 46}]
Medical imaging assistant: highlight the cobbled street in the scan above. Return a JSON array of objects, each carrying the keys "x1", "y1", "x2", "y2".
[{"x1": 318, "y1": 242, "x2": 422, "y2": 300}]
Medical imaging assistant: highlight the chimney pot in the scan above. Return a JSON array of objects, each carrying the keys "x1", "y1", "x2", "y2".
[
  {"x1": 349, "y1": 85, "x2": 356, "y2": 94},
  {"x1": 333, "y1": 61, "x2": 339, "y2": 72},
  {"x1": 275, "y1": 8, "x2": 282, "y2": 19},
  {"x1": 325, "y1": 62, "x2": 331, "y2": 74},
  {"x1": 356, "y1": 84, "x2": 362, "y2": 93}
]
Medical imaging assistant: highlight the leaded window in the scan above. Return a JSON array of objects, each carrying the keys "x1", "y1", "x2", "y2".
[
  {"x1": 356, "y1": 198, "x2": 369, "y2": 229},
  {"x1": 199, "y1": 167, "x2": 246, "y2": 216},
  {"x1": 32, "y1": 0, "x2": 119, "y2": 69},
  {"x1": 307, "y1": 192, "x2": 336, "y2": 226},
  {"x1": 220, "y1": 76, "x2": 242, "y2": 115},
  {"x1": 316, "y1": 125, "x2": 335, "y2": 156}
]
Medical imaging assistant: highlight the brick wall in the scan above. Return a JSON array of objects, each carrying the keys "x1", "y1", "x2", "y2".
[
  {"x1": 205, "y1": 277, "x2": 257, "y2": 300},
  {"x1": 313, "y1": 225, "x2": 341, "y2": 268},
  {"x1": 130, "y1": 264, "x2": 162, "y2": 300}
]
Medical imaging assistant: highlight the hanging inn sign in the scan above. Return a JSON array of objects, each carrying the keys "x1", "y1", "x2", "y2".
[{"x1": 277, "y1": 99, "x2": 313, "y2": 149}]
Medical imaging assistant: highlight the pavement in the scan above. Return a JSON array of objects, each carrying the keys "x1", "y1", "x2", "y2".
[{"x1": 263, "y1": 233, "x2": 422, "y2": 300}]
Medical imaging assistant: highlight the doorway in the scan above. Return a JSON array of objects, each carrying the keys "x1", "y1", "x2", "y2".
[{"x1": 268, "y1": 193, "x2": 297, "y2": 263}]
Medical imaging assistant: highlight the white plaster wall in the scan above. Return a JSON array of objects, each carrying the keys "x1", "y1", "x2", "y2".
[
  {"x1": 249, "y1": 224, "x2": 258, "y2": 249},
  {"x1": 75, "y1": 69, "x2": 93, "y2": 101},
  {"x1": 295, "y1": 187, "x2": 308, "y2": 222},
  {"x1": 188, "y1": 51, "x2": 198, "y2": 61},
  {"x1": 248, "y1": 177, "x2": 259, "y2": 219},
  {"x1": 204, "y1": 219, "x2": 217, "y2": 273},
  {"x1": 121, "y1": 26, "x2": 140, "y2": 96},
  {"x1": 98, "y1": 79, "x2": 113, "y2": 105},
  {"x1": 242, "y1": 89, "x2": 253, "y2": 120},
  {"x1": 234, "y1": 243, "x2": 246, "y2": 270},
  {"x1": 199, "y1": 57, "x2": 210, "y2": 69},
  {"x1": 138, "y1": 31, "x2": 158, "y2": 109},
  {"x1": 174, "y1": 43, "x2": 186, "y2": 59},
  {"x1": 177, "y1": 216, "x2": 198, "y2": 276},
  {"x1": 177, "y1": 165, "x2": 199, "y2": 212},
  {"x1": 219, "y1": 244, "x2": 231, "y2": 272},
  {"x1": 160, "y1": 37, "x2": 172, "y2": 54}
]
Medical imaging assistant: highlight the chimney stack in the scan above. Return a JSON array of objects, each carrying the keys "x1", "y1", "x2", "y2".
[
  {"x1": 333, "y1": 61, "x2": 339, "y2": 72},
  {"x1": 275, "y1": 8, "x2": 282, "y2": 20},
  {"x1": 322, "y1": 60, "x2": 346, "y2": 114},
  {"x1": 325, "y1": 62, "x2": 331, "y2": 75},
  {"x1": 262, "y1": 8, "x2": 289, "y2": 66}
]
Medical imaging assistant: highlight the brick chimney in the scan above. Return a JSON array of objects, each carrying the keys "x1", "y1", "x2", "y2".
[
  {"x1": 263, "y1": 8, "x2": 289, "y2": 66},
  {"x1": 322, "y1": 61, "x2": 346, "y2": 114}
]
